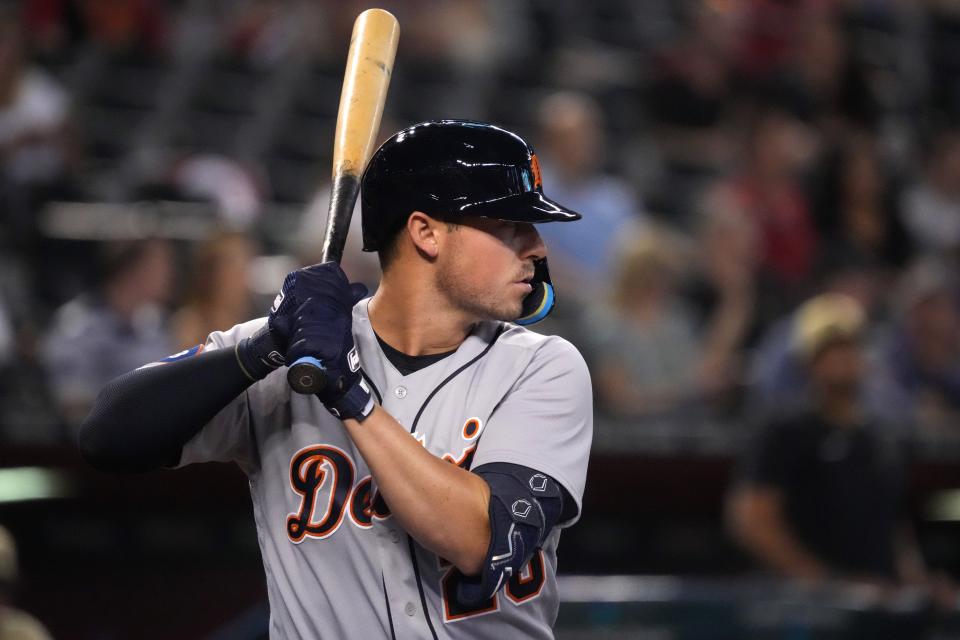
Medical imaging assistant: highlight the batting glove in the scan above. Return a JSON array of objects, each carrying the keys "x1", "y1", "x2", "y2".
[
  {"x1": 268, "y1": 263, "x2": 372, "y2": 419},
  {"x1": 235, "y1": 263, "x2": 366, "y2": 383},
  {"x1": 235, "y1": 264, "x2": 318, "y2": 382}
]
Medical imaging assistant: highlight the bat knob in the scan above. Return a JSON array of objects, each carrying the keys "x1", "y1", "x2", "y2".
[{"x1": 287, "y1": 357, "x2": 329, "y2": 395}]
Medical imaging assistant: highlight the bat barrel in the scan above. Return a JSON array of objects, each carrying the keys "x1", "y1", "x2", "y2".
[{"x1": 332, "y1": 9, "x2": 399, "y2": 178}]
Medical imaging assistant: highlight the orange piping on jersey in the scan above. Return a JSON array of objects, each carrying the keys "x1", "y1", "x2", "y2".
[
  {"x1": 371, "y1": 489, "x2": 392, "y2": 519},
  {"x1": 442, "y1": 444, "x2": 477, "y2": 469},
  {"x1": 462, "y1": 417, "x2": 482, "y2": 440},
  {"x1": 348, "y1": 475, "x2": 375, "y2": 529},
  {"x1": 441, "y1": 568, "x2": 501, "y2": 622}
]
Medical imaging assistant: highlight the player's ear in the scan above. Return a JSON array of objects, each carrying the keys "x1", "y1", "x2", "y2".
[{"x1": 407, "y1": 211, "x2": 442, "y2": 259}]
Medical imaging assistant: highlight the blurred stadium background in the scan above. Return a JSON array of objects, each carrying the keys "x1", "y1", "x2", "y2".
[{"x1": 4, "y1": 0, "x2": 960, "y2": 637}]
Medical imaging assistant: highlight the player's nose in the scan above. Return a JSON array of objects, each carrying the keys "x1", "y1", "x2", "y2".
[{"x1": 516, "y1": 223, "x2": 547, "y2": 261}]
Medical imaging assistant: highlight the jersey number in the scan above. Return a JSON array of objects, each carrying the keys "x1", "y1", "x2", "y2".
[{"x1": 440, "y1": 550, "x2": 546, "y2": 622}]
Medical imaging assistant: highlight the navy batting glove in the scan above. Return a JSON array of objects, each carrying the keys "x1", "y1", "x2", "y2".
[
  {"x1": 235, "y1": 263, "x2": 366, "y2": 382},
  {"x1": 278, "y1": 263, "x2": 372, "y2": 419},
  {"x1": 235, "y1": 323, "x2": 286, "y2": 381},
  {"x1": 235, "y1": 271, "x2": 305, "y2": 381}
]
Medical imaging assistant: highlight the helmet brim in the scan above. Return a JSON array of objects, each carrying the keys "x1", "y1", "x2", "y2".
[{"x1": 458, "y1": 190, "x2": 582, "y2": 223}]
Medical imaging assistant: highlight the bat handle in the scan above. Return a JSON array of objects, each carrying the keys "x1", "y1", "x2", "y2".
[
  {"x1": 287, "y1": 356, "x2": 329, "y2": 395},
  {"x1": 319, "y1": 175, "x2": 361, "y2": 264},
  {"x1": 289, "y1": 177, "x2": 361, "y2": 395}
]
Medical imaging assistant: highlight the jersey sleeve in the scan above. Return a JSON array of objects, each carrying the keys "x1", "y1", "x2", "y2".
[
  {"x1": 176, "y1": 319, "x2": 264, "y2": 471},
  {"x1": 471, "y1": 336, "x2": 593, "y2": 526}
]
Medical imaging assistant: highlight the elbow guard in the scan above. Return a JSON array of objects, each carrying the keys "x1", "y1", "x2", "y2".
[{"x1": 457, "y1": 462, "x2": 564, "y2": 605}]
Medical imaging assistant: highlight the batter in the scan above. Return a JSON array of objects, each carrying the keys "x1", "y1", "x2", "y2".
[{"x1": 80, "y1": 120, "x2": 594, "y2": 639}]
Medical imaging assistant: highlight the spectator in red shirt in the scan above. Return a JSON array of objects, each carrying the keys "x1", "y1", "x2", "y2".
[{"x1": 712, "y1": 103, "x2": 820, "y2": 321}]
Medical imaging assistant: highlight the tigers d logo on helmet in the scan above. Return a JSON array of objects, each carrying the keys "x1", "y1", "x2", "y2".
[{"x1": 530, "y1": 153, "x2": 542, "y2": 191}]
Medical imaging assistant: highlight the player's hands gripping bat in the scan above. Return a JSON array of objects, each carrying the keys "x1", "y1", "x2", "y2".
[
  {"x1": 278, "y1": 264, "x2": 373, "y2": 420},
  {"x1": 237, "y1": 263, "x2": 374, "y2": 419},
  {"x1": 287, "y1": 9, "x2": 399, "y2": 395}
]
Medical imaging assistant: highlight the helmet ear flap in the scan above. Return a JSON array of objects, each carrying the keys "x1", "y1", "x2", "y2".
[{"x1": 516, "y1": 258, "x2": 556, "y2": 326}]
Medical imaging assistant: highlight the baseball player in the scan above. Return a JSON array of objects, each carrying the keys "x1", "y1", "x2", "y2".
[{"x1": 80, "y1": 120, "x2": 593, "y2": 639}]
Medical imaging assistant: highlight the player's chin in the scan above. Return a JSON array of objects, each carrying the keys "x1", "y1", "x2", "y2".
[
  {"x1": 465, "y1": 285, "x2": 527, "y2": 322},
  {"x1": 499, "y1": 291, "x2": 528, "y2": 322},
  {"x1": 472, "y1": 297, "x2": 521, "y2": 323}
]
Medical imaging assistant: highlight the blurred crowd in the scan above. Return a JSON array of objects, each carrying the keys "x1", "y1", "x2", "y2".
[
  {"x1": 2, "y1": 0, "x2": 957, "y2": 441},
  {"x1": 2, "y1": 0, "x2": 960, "y2": 634}
]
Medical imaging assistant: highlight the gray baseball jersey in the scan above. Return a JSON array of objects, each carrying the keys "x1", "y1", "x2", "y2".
[{"x1": 179, "y1": 300, "x2": 593, "y2": 639}]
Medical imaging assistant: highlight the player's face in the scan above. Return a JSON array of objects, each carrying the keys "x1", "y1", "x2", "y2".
[{"x1": 437, "y1": 217, "x2": 546, "y2": 321}]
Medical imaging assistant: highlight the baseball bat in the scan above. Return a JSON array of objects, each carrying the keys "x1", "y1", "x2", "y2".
[{"x1": 287, "y1": 8, "x2": 399, "y2": 395}]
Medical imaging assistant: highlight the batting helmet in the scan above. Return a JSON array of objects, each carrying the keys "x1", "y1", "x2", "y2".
[{"x1": 360, "y1": 119, "x2": 582, "y2": 324}]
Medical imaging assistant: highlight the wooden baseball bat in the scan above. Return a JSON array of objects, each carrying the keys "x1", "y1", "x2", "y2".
[{"x1": 288, "y1": 8, "x2": 399, "y2": 395}]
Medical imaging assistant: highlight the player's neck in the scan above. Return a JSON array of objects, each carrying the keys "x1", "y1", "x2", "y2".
[{"x1": 368, "y1": 275, "x2": 475, "y2": 356}]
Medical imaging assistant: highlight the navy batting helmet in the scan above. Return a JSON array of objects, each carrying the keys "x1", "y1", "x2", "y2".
[{"x1": 360, "y1": 120, "x2": 581, "y2": 324}]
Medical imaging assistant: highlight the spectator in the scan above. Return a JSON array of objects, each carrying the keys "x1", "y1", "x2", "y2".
[
  {"x1": 814, "y1": 131, "x2": 912, "y2": 273},
  {"x1": 132, "y1": 152, "x2": 265, "y2": 230},
  {"x1": 586, "y1": 227, "x2": 702, "y2": 419},
  {"x1": 734, "y1": 0, "x2": 815, "y2": 81},
  {"x1": 22, "y1": 0, "x2": 87, "y2": 62},
  {"x1": 171, "y1": 230, "x2": 256, "y2": 350},
  {"x1": 711, "y1": 102, "x2": 820, "y2": 319},
  {"x1": 78, "y1": 0, "x2": 167, "y2": 55},
  {"x1": 745, "y1": 7, "x2": 880, "y2": 137},
  {"x1": 169, "y1": 154, "x2": 264, "y2": 229},
  {"x1": 685, "y1": 190, "x2": 763, "y2": 413},
  {"x1": 790, "y1": 9, "x2": 847, "y2": 125},
  {"x1": 870, "y1": 258, "x2": 960, "y2": 433},
  {"x1": 901, "y1": 125, "x2": 960, "y2": 260},
  {"x1": 534, "y1": 91, "x2": 646, "y2": 299},
  {"x1": 41, "y1": 237, "x2": 174, "y2": 428},
  {"x1": 225, "y1": 0, "x2": 324, "y2": 67},
  {"x1": 747, "y1": 255, "x2": 888, "y2": 415},
  {"x1": 728, "y1": 293, "x2": 942, "y2": 592},
  {"x1": 0, "y1": 5, "x2": 73, "y2": 190},
  {"x1": 647, "y1": 0, "x2": 738, "y2": 176},
  {"x1": 0, "y1": 525, "x2": 52, "y2": 640},
  {"x1": 0, "y1": 255, "x2": 60, "y2": 445}
]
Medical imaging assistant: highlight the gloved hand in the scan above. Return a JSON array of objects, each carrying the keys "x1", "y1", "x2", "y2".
[
  {"x1": 237, "y1": 263, "x2": 373, "y2": 419},
  {"x1": 235, "y1": 264, "x2": 319, "y2": 382}
]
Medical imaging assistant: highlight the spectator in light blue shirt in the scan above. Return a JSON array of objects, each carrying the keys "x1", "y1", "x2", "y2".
[
  {"x1": 534, "y1": 91, "x2": 646, "y2": 300},
  {"x1": 42, "y1": 238, "x2": 175, "y2": 428}
]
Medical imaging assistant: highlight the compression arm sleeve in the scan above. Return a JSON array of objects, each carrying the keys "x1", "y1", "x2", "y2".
[{"x1": 78, "y1": 347, "x2": 254, "y2": 473}]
